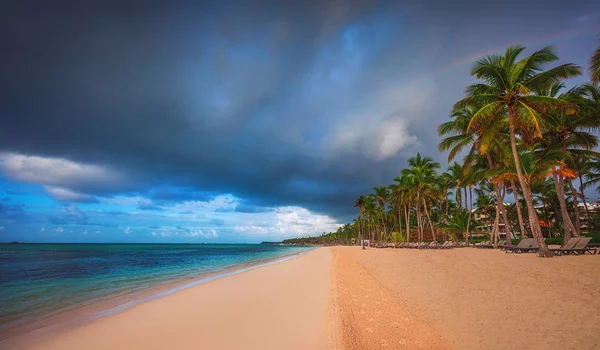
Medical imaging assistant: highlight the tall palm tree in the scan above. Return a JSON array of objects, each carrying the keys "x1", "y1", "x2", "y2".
[
  {"x1": 456, "y1": 45, "x2": 581, "y2": 257},
  {"x1": 373, "y1": 185, "x2": 390, "y2": 241},
  {"x1": 354, "y1": 195, "x2": 366, "y2": 246},
  {"x1": 439, "y1": 105, "x2": 513, "y2": 245},
  {"x1": 393, "y1": 173, "x2": 415, "y2": 242},
  {"x1": 402, "y1": 153, "x2": 441, "y2": 242}
]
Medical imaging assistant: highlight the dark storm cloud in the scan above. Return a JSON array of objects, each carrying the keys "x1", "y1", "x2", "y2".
[{"x1": 1, "y1": 0, "x2": 599, "y2": 220}]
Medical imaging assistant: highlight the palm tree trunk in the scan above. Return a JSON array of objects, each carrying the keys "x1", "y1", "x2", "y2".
[
  {"x1": 492, "y1": 209, "x2": 500, "y2": 246},
  {"x1": 416, "y1": 189, "x2": 423, "y2": 243},
  {"x1": 499, "y1": 184, "x2": 513, "y2": 241},
  {"x1": 445, "y1": 192, "x2": 449, "y2": 216},
  {"x1": 463, "y1": 187, "x2": 468, "y2": 210},
  {"x1": 405, "y1": 205, "x2": 411, "y2": 242},
  {"x1": 553, "y1": 173, "x2": 578, "y2": 243},
  {"x1": 485, "y1": 153, "x2": 513, "y2": 242},
  {"x1": 510, "y1": 179, "x2": 528, "y2": 238},
  {"x1": 566, "y1": 179, "x2": 581, "y2": 236},
  {"x1": 380, "y1": 211, "x2": 388, "y2": 243},
  {"x1": 579, "y1": 175, "x2": 593, "y2": 233},
  {"x1": 508, "y1": 107, "x2": 552, "y2": 257},
  {"x1": 423, "y1": 199, "x2": 436, "y2": 242},
  {"x1": 358, "y1": 210, "x2": 363, "y2": 248}
]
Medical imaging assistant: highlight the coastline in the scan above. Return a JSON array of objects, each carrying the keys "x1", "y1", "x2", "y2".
[
  {"x1": 0, "y1": 248, "x2": 315, "y2": 349},
  {"x1": 5, "y1": 246, "x2": 600, "y2": 349}
]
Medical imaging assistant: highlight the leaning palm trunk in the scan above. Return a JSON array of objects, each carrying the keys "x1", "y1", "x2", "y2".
[
  {"x1": 508, "y1": 110, "x2": 552, "y2": 257},
  {"x1": 510, "y1": 179, "x2": 528, "y2": 238},
  {"x1": 404, "y1": 205, "x2": 410, "y2": 242},
  {"x1": 491, "y1": 209, "x2": 500, "y2": 246},
  {"x1": 499, "y1": 184, "x2": 513, "y2": 241},
  {"x1": 423, "y1": 200, "x2": 437, "y2": 242},
  {"x1": 465, "y1": 186, "x2": 473, "y2": 244},
  {"x1": 380, "y1": 212, "x2": 388, "y2": 242},
  {"x1": 416, "y1": 190, "x2": 423, "y2": 243},
  {"x1": 566, "y1": 179, "x2": 581, "y2": 236},
  {"x1": 552, "y1": 173, "x2": 578, "y2": 243},
  {"x1": 485, "y1": 154, "x2": 513, "y2": 242}
]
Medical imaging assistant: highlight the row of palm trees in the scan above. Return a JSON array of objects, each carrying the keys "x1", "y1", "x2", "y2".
[{"x1": 287, "y1": 41, "x2": 600, "y2": 257}]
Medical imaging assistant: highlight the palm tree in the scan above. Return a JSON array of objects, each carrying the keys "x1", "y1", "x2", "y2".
[
  {"x1": 442, "y1": 209, "x2": 478, "y2": 242},
  {"x1": 439, "y1": 105, "x2": 513, "y2": 245},
  {"x1": 591, "y1": 35, "x2": 600, "y2": 84},
  {"x1": 363, "y1": 195, "x2": 376, "y2": 243},
  {"x1": 373, "y1": 185, "x2": 390, "y2": 242},
  {"x1": 456, "y1": 45, "x2": 581, "y2": 257},
  {"x1": 393, "y1": 173, "x2": 415, "y2": 242},
  {"x1": 402, "y1": 153, "x2": 441, "y2": 242},
  {"x1": 354, "y1": 195, "x2": 366, "y2": 247}
]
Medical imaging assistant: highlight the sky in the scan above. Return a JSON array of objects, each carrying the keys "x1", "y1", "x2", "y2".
[{"x1": 1, "y1": 0, "x2": 600, "y2": 243}]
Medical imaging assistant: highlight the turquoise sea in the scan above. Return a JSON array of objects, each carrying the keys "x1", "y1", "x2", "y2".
[{"x1": 0, "y1": 243, "x2": 312, "y2": 333}]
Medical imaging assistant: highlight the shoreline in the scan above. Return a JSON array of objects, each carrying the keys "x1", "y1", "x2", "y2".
[
  {"x1": 5, "y1": 246, "x2": 600, "y2": 349},
  {"x1": 0, "y1": 248, "x2": 313, "y2": 349}
]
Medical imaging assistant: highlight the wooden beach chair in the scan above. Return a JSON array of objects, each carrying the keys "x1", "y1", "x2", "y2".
[
  {"x1": 560, "y1": 237, "x2": 597, "y2": 256},
  {"x1": 550, "y1": 237, "x2": 580, "y2": 256},
  {"x1": 504, "y1": 238, "x2": 535, "y2": 253},
  {"x1": 513, "y1": 239, "x2": 540, "y2": 253},
  {"x1": 475, "y1": 241, "x2": 493, "y2": 249}
]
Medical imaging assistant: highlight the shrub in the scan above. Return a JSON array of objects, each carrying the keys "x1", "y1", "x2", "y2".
[
  {"x1": 544, "y1": 237, "x2": 563, "y2": 245},
  {"x1": 586, "y1": 234, "x2": 600, "y2": 244}
]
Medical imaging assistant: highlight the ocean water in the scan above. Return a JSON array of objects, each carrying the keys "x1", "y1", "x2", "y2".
[{"x1": 0, "y1": 243, "x2": 312, "y2": 332}]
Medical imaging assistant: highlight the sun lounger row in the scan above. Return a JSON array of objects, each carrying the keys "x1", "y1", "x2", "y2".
[
  {"x1": 475, "y1": 240, "x2": 509, "y2": 249},
  {"x1": 503, "y1": 237, "x2": 597, "y2": 255},
  {"x1": 550, "y1": 237, "x2": 597, "y2": 256},
  {"x1": 395, "y1": 241, "x2": 456, "y2": 249}
]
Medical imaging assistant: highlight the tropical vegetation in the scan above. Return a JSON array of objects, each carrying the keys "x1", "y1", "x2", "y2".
[{"x1": 284, "y1": 39, "x2": 600, "y2": 257}]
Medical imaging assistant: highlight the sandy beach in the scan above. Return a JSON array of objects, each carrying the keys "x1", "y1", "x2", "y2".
[
  {"x1": 6, "y1": 246, "x2": 600, "y2": 349},
  {"x1": 12, "y1": 248, "x2": 333, "y2": 350},
  {"x1": 331, "y1": 246, "x2": 600, "y2": 349}
]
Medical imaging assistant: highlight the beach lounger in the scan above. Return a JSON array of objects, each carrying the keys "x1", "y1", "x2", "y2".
[
  {"x1": 559, "y1": 237, "x2": 597, "y2": 256},
  {"x1": 432, "y1": 241, "x2": 449, "y2": 249},
  {"x1": 504, "y1": 238, "x2": 535, "y2": 253},
  {"x1": 475, "y1": 240, "x2": 490, "y2": 248},
  {"x1": 550, "y1": 237, "x2": 580, "y2": 256},
  {"x1": 437, "y1": 241, "x2": 455, "y2": 249},
  {"x1": 513, "y1": 239, "x2": 539, "y2": 253}
]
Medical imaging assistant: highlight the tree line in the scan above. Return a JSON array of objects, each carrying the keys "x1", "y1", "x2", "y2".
[{"x1": 284, "y1": 41, "x2": 600, "y2": 257}]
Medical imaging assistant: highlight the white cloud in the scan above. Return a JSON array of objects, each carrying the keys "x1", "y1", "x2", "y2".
[
  {"x1": 82, "y1": 230, "x2": 88, "y2": 235},
  {"x1": 172, "y1": 194, "x2": 239, "y2": 213},
  {"x1": 55, "y1": 226, "x2": 64, "y2": 232},
  {"x1": 95, "y1": 230, "x2": 101, "y2": 234},
  {"x1": 324, "y1": 80, "x2": 434, "y2": 160},
  {"x1": 151, "y1": 232, "x2": 157, "y2": 236},
  {"x1": 45, "y1": 186, "x2": 95, "y2": 202},
  {"x1": 40, "y1": 226, "x2": 46, "y2": 232},
  {"x1": 124, "y1": 227, "x2": 132, "y2": 234},
  {"x1": 0, "y1": 226, "x2": 4, "y2": 231},
  {"x1": 376, "y1": 119, "x2": 419, "y2": 158},
  {"x1": 0, "y1": 152, "x2": 124, "y2": 198},
  {"x1": 234, "y1": 206, "x2": 341, "y2": 239}
]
